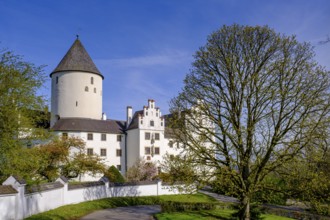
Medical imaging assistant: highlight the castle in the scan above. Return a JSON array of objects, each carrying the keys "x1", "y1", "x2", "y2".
[{"x1": 50, "y1": 38, "x2": 181, "y2": 180}]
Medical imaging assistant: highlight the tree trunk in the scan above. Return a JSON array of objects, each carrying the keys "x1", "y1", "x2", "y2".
[{"x1": 240, "y1": 195, "x2": 251, "y2": 220}]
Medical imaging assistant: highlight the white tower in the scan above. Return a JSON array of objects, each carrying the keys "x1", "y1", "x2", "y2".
[{"x1": 50, "y1": 38, "x2": 104, "y2": 127}]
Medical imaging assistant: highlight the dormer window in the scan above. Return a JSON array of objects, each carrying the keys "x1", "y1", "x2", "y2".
[
  {"x1": 85, "y1": 86, "x2": 89, "y2": 92},
  {"x1": 91, "y1": 77, "x2": 94, "y2": 85}
]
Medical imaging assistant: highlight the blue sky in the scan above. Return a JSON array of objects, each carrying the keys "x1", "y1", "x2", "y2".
[{"x1": 1, "y1": 0, "x2": 329, "y2": 120}]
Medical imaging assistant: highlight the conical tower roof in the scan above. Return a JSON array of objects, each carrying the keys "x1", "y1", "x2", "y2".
[{"x1": 50, "y1": 38, "x2": 103, "y2": 79}]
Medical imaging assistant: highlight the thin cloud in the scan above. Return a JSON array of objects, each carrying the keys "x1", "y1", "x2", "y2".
[{"x1": 97, "y1": 49, "x2": 190, "y2": 68}]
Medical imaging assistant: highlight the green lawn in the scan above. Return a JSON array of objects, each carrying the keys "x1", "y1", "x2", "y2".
[
  {"x1": 25, "y1": 193, "x2": 215, "y2": 220},
  {"x1": 25, "y1": 193, "x2": 293, "y2": 220},
  {"x1": 155, "y1": 209, "x2": 294, "y2": 220}
]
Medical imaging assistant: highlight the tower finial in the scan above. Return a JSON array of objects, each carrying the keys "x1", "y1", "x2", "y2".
[{"x1": 76, "y1": 34, "x2": 79, "y2": 40}]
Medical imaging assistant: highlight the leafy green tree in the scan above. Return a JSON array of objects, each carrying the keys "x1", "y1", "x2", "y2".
[
  {"x1": 169, "y1": 24, "x2": 330, "y2": 220},
  {"x1": 104, "y1": 165, "x2": 125, "y2": 183},
  {"x1": 37, "y1": 136, "x2": 106, "y2": 182},
  {"x1": 0, "y1": 48, "x2": 48, "y2": 180}
]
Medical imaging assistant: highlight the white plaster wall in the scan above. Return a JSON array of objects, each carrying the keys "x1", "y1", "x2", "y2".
[
  {"x1": 66, "y1": 185, "x2": 107, "y2": 204},
  {"x1": 109, "y1": 184, "x2": 158, "y2": 197},
  {"x1": 51, "y1": 71, "x2": 103, "y2": 126},
  {"x1": 25, "y1": 188, "x2": 64, "y2": 217},
  {"x1": 126, "y1": 129, "x2": 140, "y2": 168},
  {"x1": 0, "y1": 176, "x2": 190, "y2": 219},
  {"x1": 0, "y1": 195, "x2": 16, "y2": 220},
  {"x1": 54, "y1": 131, "x2": 125, "y2": 175}
]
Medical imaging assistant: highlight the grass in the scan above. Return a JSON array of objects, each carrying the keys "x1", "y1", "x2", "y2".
[
  {"x1": 155, "y1": 209, "x2": 294, "y2": 220},
  {"x1": 25, "y1": 193, "x2": 293, "y2": 220},
  {"x1": 25, "y1": 193, "x2": 214, "y2": 220}
]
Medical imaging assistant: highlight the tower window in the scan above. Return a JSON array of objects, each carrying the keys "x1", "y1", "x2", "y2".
[
  {"x1": 145, "y1": 147, "x2": 151, "y2": 155},
  {"x1": 87, "y1": 148, "x2": 93, "y2": 155},
  {"x1": 76, "y1": 101, "x2": 78, "y2": 107},
  {"x1": 94, "y1": 88, "x2": 97, "y2": 93},
  {"x1": 56, "y1": 76, "x2": 58, "y2": 84},
  {"x1": 85, "y1": 86, "x2": 89, "y2": 92},
  {"x1": 91, "y1": 77, "x2": 94, "y2": 85},
  {"x1": 145, "y1": 132, "x2": 151, "y2": 140},
  {"x1": 87, "y1": 133, "x2": 93, "y2": 140},
  {"x1": 101, "y1": 133, "x2": 106, "y2": 141},
  {"x1": 100, "y1": 149, "x2": 107, "y2": 156}
]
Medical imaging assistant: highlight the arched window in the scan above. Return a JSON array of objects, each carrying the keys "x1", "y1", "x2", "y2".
[
  {"x1": 85, "y1": 86, "x2": 89, "y2": 92},
  {"x1": 91, "y1": 77, "x2": 94, "y2": 85}
]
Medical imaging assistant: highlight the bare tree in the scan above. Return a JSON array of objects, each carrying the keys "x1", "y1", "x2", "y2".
[{"x1": 169, "y1": 24, "x2": 330, "y2": 220}]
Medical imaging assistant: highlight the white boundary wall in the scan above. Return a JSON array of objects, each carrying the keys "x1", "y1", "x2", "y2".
[{"x1": 0, "y1": 176, "x2": 189, "y2": 220}]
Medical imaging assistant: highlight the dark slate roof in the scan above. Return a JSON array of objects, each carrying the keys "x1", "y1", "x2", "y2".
[
  {"x1": 68, "y1": 181, "x2": 105, "y2": 190},
  {"x1": 50, "y1": 39, "x2": 103, "y2": 79},
  {"x1": 12, "y1": 176, "x2": 26, "y2": 185},
  {"x1": 25, "y1": 182, "x2": 64, "y2": 194},
  {"x1": 126, "y1": 110, "x2": 143, "y2": 130},
  {"x1": 59, "y1": 176, "x2": 68, "y2": 183},
  {"x1": 51, "y1": 118, "x2": 126, "y2": 134},
  {"x1": 0, "y1": 185, "x2": 18, "y2": 195}
]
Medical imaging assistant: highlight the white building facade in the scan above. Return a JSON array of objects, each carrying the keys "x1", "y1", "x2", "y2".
[{"x1": 50, "y1": 38, "x2": 182, "y2": 179}]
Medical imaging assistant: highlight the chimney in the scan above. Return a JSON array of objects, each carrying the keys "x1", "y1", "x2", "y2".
[
  {"x1": 127, "y1": 106, "x2": 132, "y2": 127},
  {"x1": 102, "y1": 113, "x2": 107, "y2": 120}
]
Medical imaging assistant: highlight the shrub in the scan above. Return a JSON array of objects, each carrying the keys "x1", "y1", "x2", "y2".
[
  {"x1": 161, "y1": 201, "x2": 216, "y2": 212},
  {"x1": 104, "y1": 166, "x2": 125, "y2": 183}
]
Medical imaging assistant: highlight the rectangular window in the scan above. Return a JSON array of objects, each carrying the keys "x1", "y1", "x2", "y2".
[
  {"x1": 117, "y1": 165, "x2": 121, "y2": 170},
  {"x1": 87, "y1": 148, "x2": 93, "y2": 155},
  {"x1": 145, "y1": 147, "x2": 151, "y2": 155},
  {"x1": 145, "y1": 132, "x2": 150, "y2": 140},
  {"x1": 117, "y1": 135, "x2": 122, "y2": 142},
  {"x1": 154, "y1": 133, "x2": 160, "y2": 140},
  {"x1": 116, "y1": 149, "x2": 122, "y2": 157},
  {"x1": 87, "y1": 133, "x2": 93, "y2": 140},
  {"x1": 150, "y1": 120, "x2": 154, "y2": 126},
  {"x1": 154, "y1": 147, "x2": 160, "y2": 155},
  {"x1": 101, "y1": 133, "x2": 106, "y2": 141},
  {"x1": 100, "y1": 149, "x2": 107, "y2": 156},
  {"x1": 62, "y1": 132, "x2": 68, "y2": 140}
]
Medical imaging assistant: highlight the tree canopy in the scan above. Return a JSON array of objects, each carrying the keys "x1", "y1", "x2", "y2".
[
  {"x1": 169, "y1": 24, "x2": 330, "y2": 220},
  {"x1": 0, "y1": 48, "x2": 48, "y2": 180}
]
